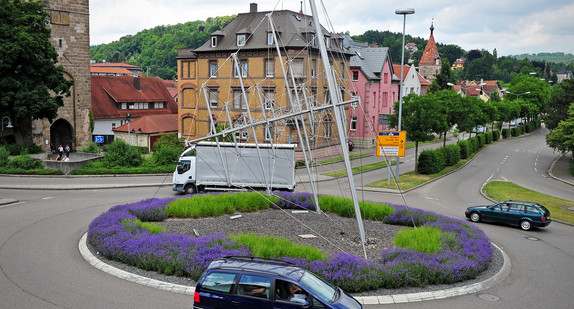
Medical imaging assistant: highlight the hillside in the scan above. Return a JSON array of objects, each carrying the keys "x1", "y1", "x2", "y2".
[{"x1": 512, "y1": 52, "x2": 574, "y2": 64}]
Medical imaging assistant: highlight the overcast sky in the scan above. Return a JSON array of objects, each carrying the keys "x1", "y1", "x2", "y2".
[{"x1": 89, "y1": 0, "x2": 574, "y2": 56}]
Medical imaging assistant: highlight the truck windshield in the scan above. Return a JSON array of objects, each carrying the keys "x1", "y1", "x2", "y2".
[{"x1": 177, "y1": 160, "x2": 191, "y2": 174}]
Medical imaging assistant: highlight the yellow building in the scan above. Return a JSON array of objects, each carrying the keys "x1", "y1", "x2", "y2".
[{"x1": 176, "y1": 4, "x2": 351, "y2": 156}]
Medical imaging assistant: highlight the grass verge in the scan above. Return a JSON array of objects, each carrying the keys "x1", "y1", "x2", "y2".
[
  {"x1": 229, "y1": 233, "x2": 326, "y2": 261},
  {"x1": 322, "y1": 160, "x2": 394, "y2": 178},
  {"x1": 366, "y1": 159, "x2": 469, "y2": 191},
  {"x1": 483, "y1": 181, "x2": 574, "y2": 224},
  {"x1": 394, "y1": 226, "x2": 452, "y2": 254}
]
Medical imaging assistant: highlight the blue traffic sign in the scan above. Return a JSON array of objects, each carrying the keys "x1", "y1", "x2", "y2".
[{"x1": 94, "y1": 136, "x2": 104, "y2": 143}]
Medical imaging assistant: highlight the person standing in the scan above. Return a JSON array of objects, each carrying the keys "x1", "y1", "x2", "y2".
[
  {"x1": 65, "y1": 144, "x2": 70, "y2": 158},
  {"x1": 57, "y1": 145, "x2": 63, "y2": 161}
]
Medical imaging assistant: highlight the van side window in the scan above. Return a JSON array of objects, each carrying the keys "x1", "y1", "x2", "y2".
[
  {"x1": 236, "y1": 275, "x2": 271, "y2": 299},
  {"x1": 177, "y1": 160, "x2": 191, "y2": 174},
  {"x1": 201, "y1": 272, "x2": 237, "y2": 293}
]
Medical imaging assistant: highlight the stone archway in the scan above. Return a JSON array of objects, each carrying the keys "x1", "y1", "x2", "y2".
[{"x1": 50, "y1": 119, "x2": 74, "y2": 152}]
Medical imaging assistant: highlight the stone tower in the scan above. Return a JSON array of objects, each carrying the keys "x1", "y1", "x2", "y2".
[
  {"x1": 418, "y1": 21, "x2": 441, "y2": 81},
  {"x1": 33, "y1": 0, "x2": 91, "y2": 151}
]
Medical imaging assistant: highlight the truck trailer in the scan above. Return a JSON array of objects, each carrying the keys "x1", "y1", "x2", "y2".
[{"x1": 172, "y1": 141, "x2": 296, "y2": 194}]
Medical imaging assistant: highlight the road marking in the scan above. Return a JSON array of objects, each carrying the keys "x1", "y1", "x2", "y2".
[
  {"x1": 0, "y1": 202, "x2": 26, "y2": 209},
  {"x1": 42, "y1": 196, "x2": 55, "y2": 200},
  {"x1": 424, "y1": 197, "x2": 438, "y2": 200}
]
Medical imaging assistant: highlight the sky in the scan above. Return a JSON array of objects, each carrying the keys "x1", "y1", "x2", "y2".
[{"x1": 89, "y1": 0, "x2": 574, "y2": 56}]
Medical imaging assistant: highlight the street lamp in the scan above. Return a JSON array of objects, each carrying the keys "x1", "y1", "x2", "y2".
[
  {"x1": 505, "y1": 91, "x2": 530, "y2": 99},
  {"x1": 126, "y1": 113, "x2": 131, "y2": 146},
  {"x1": 1, "y1": 116, "x2": 13, "y2": 144},
  {"x1": 395, "y1": 7, "x2": 415, "y2": 182}
]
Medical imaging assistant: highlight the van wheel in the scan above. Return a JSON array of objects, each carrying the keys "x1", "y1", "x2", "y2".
[
  {"x1": 520, "y1": 220, "x2": 532, "y2": 231},
  {"x1": 184, "y1": 185, "x2": 197, "y2": 194}
]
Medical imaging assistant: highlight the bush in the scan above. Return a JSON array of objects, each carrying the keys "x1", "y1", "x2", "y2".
[
  {"x1": 5, "y1": 144, "x2": 43, "y2": 155},
  {"x1": 78, "y1": 142, "x2": 101, "y2": 153},
  {"x1": 8, "y1": 154, "x2": 43, "y2": 170},
  {"x1": 468, "y1": 136, "x2": 479, "y2": 153},
  {"x1": 417, "y1": 149, "x2": 446, "y2": 174},
  {"x1": 101, "y1": 139, "x2": 143, "y2": 167},
  {"x1": 492, "y1": 130, "x2": 500, "y2": 142},
  {"x1": 443, "y1": 144, "x2": 461, "y2": 166},
  {"x1": 511, "y1": 127, "x2": 521, "y2": 137},
  {"x1": 458, "y1": 140, "x2": 471, "y2": 159},
  {"x1": 152, "y1": 134, "x2": 185, "y2": 166},
  {"x1": 501, "y1": 128, "x2": 510, "y2": 139},
  {"x1": 476, "y1": 134, "x2": 485, "y2": 148},
  {"x1": 484, "y1": 131, "x2": 493, "y2": 144},
  {"x1": 0, "y1": 146, "x2": 9, "y2": 167}
]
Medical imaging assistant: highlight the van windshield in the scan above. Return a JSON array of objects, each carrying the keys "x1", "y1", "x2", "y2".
[{"x1": 299, "y1": 272, "x2": 336, "y2": 303}]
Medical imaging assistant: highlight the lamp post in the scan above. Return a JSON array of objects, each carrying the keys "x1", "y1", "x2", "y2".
[
  {"x1": 126, "y1": 113, "x2": 131, "y2": 146},
  {"x1": 1, "y1": 116, "x2": 13, "y2": 144},
  {"x1": 395, "y1": 8, "x2": 415, "y2": 182},
  {"x1": 505, "y1": 91, "x2": 530, "y2": 99}
]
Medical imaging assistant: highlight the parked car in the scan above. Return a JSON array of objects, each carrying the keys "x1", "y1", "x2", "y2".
[
  {"x1": 465, "y1": 201, "x2": 551, "y2": 231},
  {"x1": 193, "y1": 256, "x2": 363, "y2": 309},
  {"x1": 471, "y1": 126, "x2": 488, "y2": 133}
]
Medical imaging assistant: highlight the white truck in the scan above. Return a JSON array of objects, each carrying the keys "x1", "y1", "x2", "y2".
[{"x1": 172, "y1": 141, "x2": 297, "y2": 194}]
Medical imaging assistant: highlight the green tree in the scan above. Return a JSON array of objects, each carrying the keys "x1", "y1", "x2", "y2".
[
  {"x1": 545, "y1": 79, "x2": 574, "y2": 130},
  {"x1": 506, "y1": 73, "x2": 551, "y2": 121},
  {"x1": 428, "y1": 59, "x2": 457, "y2": 93},
  {"x1": 389, "y1": 93, "x2": 446, "y2": 173},
  {"x1": 546, "y1": 103, "x2": 574, "y2": 156},
  {"x1": 152, "y1": 133, "x2": 185, "y2": 166},
  {"x1": 101, "y1": 139, "x2": 143, "y2": 167},
  {"x1": 0, "y1": 0, "x2": 73, "y2": 143}
]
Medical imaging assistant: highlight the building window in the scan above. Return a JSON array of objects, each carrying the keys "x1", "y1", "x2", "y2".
[
  {"x1": 325, "y1": 37, "x2": 331, "y2": 48},
  {"x1": 209, "y1": 115, "x2": 218, "y2": 135},
  {"x1": 237, "y1": 34, "x2": 246, "y2": 47},
  {"x1": 265, "y1": 59, "x2": 274, "y2": 77},
  {"x1": 232, "y1": 115, "x2": 249, "y2": 139},
  {"x1": 267, "y1": 32, "x2": 274, "y2": 45},
  {"x1": 350, "y1": 117, "x2": 357, "y2": 131},
  {"x1": 232, "y1": 89, "x2": 246, "y2": 109},
  {"x1": 211, "y1": 36, "x2": 217, "y2": 47},
  {"x1": 383, "y1": 72, "x2": 388, "y2": 84},
  {"x1": 209, "y1": 90, "x2": 218, "y2": 108},
  {"x1": 323, "y1": 115, "x2": 332, "y2": 137},
  {"x1": 311, "y1": 59, "x2": 317, "y2": 78},
  {"x1": 352, "y1": 71, "x2": 359, "y2": 81},
  {"x1": 309, "y1": 88, "x2": 317, "y2": 107},
  {"x1": 310, "y1": 34, "x2": 316, "y2": 46},
  {"x1": 263, "y1": 90, "x2": 275, "y2": 110},
  {"x1": 234, "y1": 60, "x2": 248, "y2": 78},
  {"x1": 291, "y1": 59, "x2": 304, "y2": 78},
  {"x1": 265, "y1": 124, "x2": 275, "y2": 141},
  {"x1": 111, "y1": 123, "x2": 116, "y2": 128},
  {"x1": 340, "y1": 61, "x2": 345, "y2": 79},
  {"x1": 209, "y1": 61, "x2": 218, "y2": 78}
]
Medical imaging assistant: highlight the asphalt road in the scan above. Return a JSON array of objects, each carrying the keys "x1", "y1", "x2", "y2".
[{"x1": 0, "y1": 127, "x2": 573, "y2": 308}]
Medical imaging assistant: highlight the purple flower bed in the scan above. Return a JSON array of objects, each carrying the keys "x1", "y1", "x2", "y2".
[{"x1": 87, "y1": 193, "x2": 493, "y2": 292}]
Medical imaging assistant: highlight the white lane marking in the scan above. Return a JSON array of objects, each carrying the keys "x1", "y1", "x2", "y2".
[
  {"x1": 424, "y1": 197, "x2": 439, "y2": 200},
  {"x1": 0, "y1": 202, "x2": 26, "y2": 209},
  {"x1": 42, "y1": 196, "x2": 55, "y2": 200}
]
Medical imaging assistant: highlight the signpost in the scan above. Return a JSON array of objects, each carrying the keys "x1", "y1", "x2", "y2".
[{"x1": 376, "y1": 131, "x2": 406, "y2": 157}]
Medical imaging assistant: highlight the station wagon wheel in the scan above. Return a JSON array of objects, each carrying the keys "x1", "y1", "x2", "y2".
[
  {"x1": 520, "y1": 220, "x2": 532, "y2": 231},
  {"x1": 470, "y1": 212, "x2": 481, "y2": 222}
]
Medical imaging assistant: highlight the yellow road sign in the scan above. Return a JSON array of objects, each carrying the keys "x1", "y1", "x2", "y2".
[{"x1": 376, "y1": 131, "x2": 406, "y2": 157}]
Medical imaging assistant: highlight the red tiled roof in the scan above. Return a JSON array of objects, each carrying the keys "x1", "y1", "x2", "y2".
[
  {"x1": 418, "y1": 75, "x2": 431, "y2": 86},
  {"x1": 392, "y1": 64, "x2": 410, "y2": 82},
  {"x1": 91, "y1": 75, "x2": 178, "y2": 119},
  {"x1": 419, "y1": 33, "x2": 441, "y2": 66},
  {"x1": 112, "y1": 114, "x2": 178, "y2": 134},
  {"x1": 90, "y1": 67, "x2": 133, "y2": 75},
  {"x1": 91, "y1": 63, "x2": 141, "y2": 68}
]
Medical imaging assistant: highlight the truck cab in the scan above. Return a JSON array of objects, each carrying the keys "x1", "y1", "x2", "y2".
[{"x1": 172, "y1": 147, "x2": 198, "y2": 194}]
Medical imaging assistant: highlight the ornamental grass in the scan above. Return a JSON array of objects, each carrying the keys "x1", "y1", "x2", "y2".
[{"x1": 88, "y1": 192, "x2": 492, "y2": 293}]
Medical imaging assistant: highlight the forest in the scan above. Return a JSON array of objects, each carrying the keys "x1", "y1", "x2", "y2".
[{"x1": 90, "y1": 16, "x2": 574, "y2": 84}]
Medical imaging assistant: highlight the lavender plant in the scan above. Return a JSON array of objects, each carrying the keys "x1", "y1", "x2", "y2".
[{"x1": 87, "y1": 192, "x2": 493, "y2": 291}]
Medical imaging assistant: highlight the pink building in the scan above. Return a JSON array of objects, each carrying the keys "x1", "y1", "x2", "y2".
[{"x1": 347, "y1": 47, "x2": 399, "y2": 148}]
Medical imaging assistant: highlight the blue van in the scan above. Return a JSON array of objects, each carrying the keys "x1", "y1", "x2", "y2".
[{"x1": 193, "y1": 257, "x2": 363, "y2": 309}]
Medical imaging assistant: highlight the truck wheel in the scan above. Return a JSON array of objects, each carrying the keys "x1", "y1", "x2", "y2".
[{"x1": 184, "y1": 185, "x2": 197, "y2": 194}]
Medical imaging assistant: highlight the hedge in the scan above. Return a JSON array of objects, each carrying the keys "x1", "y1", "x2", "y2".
[
  {"x1": 458, "y1": 140, "x2": 471, "y2": 159},
  {"x1": 443, "y1": 144, "x2": 461, "y2": 166},
  {"x1": 418, "y1": 149, "x2": 446, "y2": 174}
]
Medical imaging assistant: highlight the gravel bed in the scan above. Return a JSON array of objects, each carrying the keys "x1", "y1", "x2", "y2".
[{"x1": 87, "y1": 208, "x2": 504, "y2": 296}]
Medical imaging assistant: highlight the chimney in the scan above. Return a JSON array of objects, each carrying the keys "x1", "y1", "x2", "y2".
[
  {"x1": 134, "y1": 77, "x2": 141, "y2": 91},
  {"x1": 250, "y1": 3, "x2": 257, "y2": 13}
]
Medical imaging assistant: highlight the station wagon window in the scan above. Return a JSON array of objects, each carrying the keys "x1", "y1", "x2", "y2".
[
  {"x1": 201, "y1": 272, "x2": 238, "y2": 293},
  {"x1": 508, "y1": 204, "x2": 525, "y2": 213},
  {"x1": 237, "y1": 275, "x2": 271, "y2": 299},
  {"x1": 526, "y1": 206, "x2": 542, "y2": 214}
]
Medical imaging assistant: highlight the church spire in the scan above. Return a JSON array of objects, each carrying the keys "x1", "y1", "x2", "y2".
[
  {"x1": 300, "y1": 1, "x2": 303, "y2": 14},
  {"x1": 430, "y1": 18, "x2": 434, "y2": 36}
]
